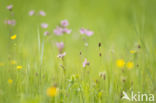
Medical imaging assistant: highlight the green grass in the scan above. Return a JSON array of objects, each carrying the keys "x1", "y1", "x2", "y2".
[{"x1": 0, "y1": 0, "x2": 156, "y2": 103}]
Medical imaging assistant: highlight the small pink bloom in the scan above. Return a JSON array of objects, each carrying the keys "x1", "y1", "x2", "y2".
[
  {"x1": 5, "y1": 20, "x2": 16, "y2": 26},
  {"x1": 80, "y1": 28, "x2": 86, "y2": 34},
  {"x1": 63, "y1": 28, "x2": 72, "y2": 34},
  {"x1": 53, "y1": 26, "x2": 63, "y2": 36},
  {"x1": 39, "y1": 10, "x2": 46, "y2": 16},
  {"x1": 29, "y1": 10, "x2": 35, "y2": 16},
  {"x1": 6, "y1": 5, "x2": 13, "y2": 11},
  {"x1": 61, "y1": 20, "x2": 69, "y2": 27},
  {"x1": 85, "y1": 30, "x2": 93, "y2": 36},
  {"x1": 44, "y1": 31, "x2": 49, "y2": 36},
  {"x1": 56, "y1": 42, "x2": 64, "y2": 53},
  {"x1": 83, "y1": 58, "x2": 90, "y2": 67},
  {"x1": 41, "y1": 23, "x2": 48, "y2": 28},
  {"x1": 80, "y1": 28, "x2": 94, "y2": 36},
  {"x1": 57, "y1": 52, "x2": 66, "y2": 58}
]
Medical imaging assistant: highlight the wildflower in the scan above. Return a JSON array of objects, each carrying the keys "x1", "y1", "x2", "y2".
[
  {"x1": 5, "y1": 20, "x2": 16, "y2": 26},
  {"x1": 63, "y1": 28, "x2": 72, "y2": 34},
  {"x1": 116, "y1": 59, "x2": 125, "y2": 68},
  {"x1": 16, "y1": 65, "x2": 22, "y2": 70},
  {"x1": 39, "y1": 10, "x2": 46, "y2": 16},
  {"x1": 56, "y1": 42, "x2": 64, "y2": 53},
  {"x1": 99, "y1": 72, "x2": 106, "y2": 80},
  {"x1": 0, "y1": 62, "x2": 4, "y2": 66},
  {"x1": 83, "y1": 58, "x2": 90, "y2": 67},
  {"x1": 46, "y1": 86, "x2": 59, "y2": 97},
  {"x1": 10, "y1": 34, "x2": 16, "y2": 40},
  {"x1": 41, "y1": 23, "x2": 48, "y2": 28},
  {"x1": 6, "y1": 5, "x2": 13, "y2": 11},
  {"x1": 126, "y1": 61, "x2": 134, "y2": 69},
  {"x1": 61, "y1": 20, "x2": 69, "y2": 27},
  {"x1": 53, "y1": 26, "x2": 63, "y2": 36},
  {"x1": 8, "y1": 79, "x2": 13, "y2": 84},
  {"x1": 29, "y1": 10, "x2": 35, "y2": 16},
  {"x1": 10, "y1": 60, "x2": 16, "y2": 64},
  {"x1": 57, "y1": 52, "x2": 66, "y2": 58},
  {"x1": 130, "y1": 50, "x2": 136, "y2": 54},
  {"x1": 80, "y1": 28, "x2": 94, "y2": 36},
  {"x1": 44, "y1": 31, "x2": 49, "y2": 36}
]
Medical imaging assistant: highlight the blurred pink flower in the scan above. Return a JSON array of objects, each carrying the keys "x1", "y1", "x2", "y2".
[
  {"x1": 44, "y1": 31, "x2": 49, "y2": 36},
  {"x1": 61, "y1": 20, "x2": 69, "y2": 27},
  {"x1": 63, "y1": 28, "x2": 72, "y2": 34},
  {"x1": 83, "y1": 58, "x2": 90, "y2": 67},
  {"x1": 29, "y1": 10, "x2": 35, "y2": 16},
  {"x1": 41, "y1": 23, "x2": 48, "y2": 28},
  {"x1": 4, "y1": 20, "x2": 16, "y2": 26},
  {"x1": 39, "y1": 10, "x2": 46, "y2": 16},
  {"x1": 53, "y1": 26, "x2": 63, "y2": 36},
  {"x1": 57, "y1": 52, "x2": 66, "y2": 58},
  {"x1": 6, "y1": 5, "x2": 13, "y2": 11},
  {"x1": 80, "y1": 28, "x2": 94, "y2": 36},
  {"x1": 56, "y1": 42, "x2": 64, "y2": 53}
]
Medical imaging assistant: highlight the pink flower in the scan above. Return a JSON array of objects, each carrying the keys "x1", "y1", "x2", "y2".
[
  {"x1": 4, "y1": 20, "x2": 16, "y2": 26},
  {"x1": 83, "y1": 58, "x2": 90, "y2": 67},
  {"x1": 80, "y1": 28, "x2": 94, "y2": 36},
  {"x1": 53, "y1": 26, "x2": 63, "y2": 36},
  {"x1": 57, "y1": 52, "x2": 66, "y2": 58},
  {"x1": 56, "y1": 42, "x2": 64, "y2": 53},
  {"x1": 41, "y1": 23, "x2": 48, "y2": 28},
  {"x1": 63, "y1": 28, "x2": 72, "y2": 34},
  {"x1": 29, "y1": 10, "x2": 35, "y2": 16},
  {"x1": 6, "y1": 5, "x2": 13, "y2": 11},
  {"x1": 61, "y1": 20, "x2": 69, "y2": 27},
  {"x1": 44, "y1": 31, "x2": 49, "y2": 36},
  {"x1": 39, "y1": 10, "x2": 46, "y2": 16}
]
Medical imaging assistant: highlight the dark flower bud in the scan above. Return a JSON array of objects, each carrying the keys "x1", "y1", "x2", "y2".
[{"x1": 98, "y1": 42, "x2": 101, "y2": 47}]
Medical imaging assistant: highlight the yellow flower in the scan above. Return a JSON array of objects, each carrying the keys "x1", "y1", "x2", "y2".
[
  {"x1": 116, "y1": 59, "x2": 125, "y2": 68},
  {"x1": 46, "y1": 86, "x2": 58, "y2": 97},
  {"x1": 8, "y1": 79, "x2": 13, "y2": 84},
  {"x1": 130, "y1": 50, "x2": 136, "y2": 54},
  {"x1": 0, "y1": 62, "x2": 4, "y2": 66},
  {"x1": 10, "y1": 34, "x2": 16, "y2": 40},
  {"x1": 16, "y1": 65, "x2": 22, "y2": 70},
  {"x1": 126, "y1": 61, "x2": 134, "y2": 69},
  {"x1": 10, "y1": 60, "x2": 16, "y2": 64}
]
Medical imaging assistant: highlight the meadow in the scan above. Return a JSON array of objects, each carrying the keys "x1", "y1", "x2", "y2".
[{"x1": 0, "y1": 0, "x2": 156, "y2": 103}]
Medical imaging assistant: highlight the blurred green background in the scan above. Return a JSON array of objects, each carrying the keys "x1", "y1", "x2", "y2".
[{"x1": 0, "y1": 0, "x2": 156, "y2": 103}]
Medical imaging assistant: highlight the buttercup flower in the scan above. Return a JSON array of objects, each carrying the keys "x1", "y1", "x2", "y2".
[
  {"x1": 41, "y1": 23, "x2": 48, "y2": 28},
  {"x1": 39, "y1": 10, "x2": 46, "y2": 16},
  {"x1": 29, "y1": 10, "x2": 35, "y2": 16},
  {"x1": 10, "y1": 34, "x2": 16, "y2": 40},
  {"x1": 61, "y1": 20, "x2": 69, "y2": 27},
  {"x1": 46, "y1": 86, "x2": 59, "y2": 97},
  {"x1": 83, "y1": 58, "x2": 90, "y2": 67},
  {"x1": 130, "y1": 50, "x2": 136, "y2": 54},
  {"x1": 126, "y1": 61, "x2": 134, "y2": 69},
  {"x1": 16, "y1": 65, "x2": 22, "y2": 70},
  {"x1": 10, "y1": 60, "x2": 16, "y2": 64},
  {"x1": 116, "y1": 59, "x2": 125, "y2": 68},
  {"x1": 8, "y1": 79, "x2": 13, "y2": 84},
  {"x1": 6, "y1": 5, "x2": 13, "y2": 11}
]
